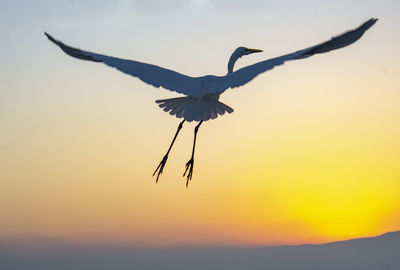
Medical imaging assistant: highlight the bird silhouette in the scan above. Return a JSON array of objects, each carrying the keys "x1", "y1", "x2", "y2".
[{"x1": 45, "y1": 18, "x2": 377, "y2": 187}]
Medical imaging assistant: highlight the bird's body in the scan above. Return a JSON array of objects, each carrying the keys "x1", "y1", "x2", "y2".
[
  {"x1": 155, "y1": 94, "x2": 233, "y2": 122},
  {"x1": 45, "y1": 18, "x2": 377, "y2": 186}
]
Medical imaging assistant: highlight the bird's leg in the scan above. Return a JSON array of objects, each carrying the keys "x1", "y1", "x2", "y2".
[
  {"x1": 153, "y1": 120, "x2": 185, "y2": 183},
  {"x1": 183, "y1": 120, "x2": 203, "y2": 187}
]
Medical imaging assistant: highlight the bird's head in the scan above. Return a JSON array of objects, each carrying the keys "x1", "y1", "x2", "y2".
[
  {"x1": 236, "y1": 46, "x2": 263, "y2": 56},
  {"x1": 228, "y1": 47, "x2": 263, "y2": 74}
]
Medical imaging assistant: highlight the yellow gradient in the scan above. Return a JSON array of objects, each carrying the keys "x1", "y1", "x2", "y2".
[{"x1": 0, "y1": 0, "x2": 400, "y2": 247}]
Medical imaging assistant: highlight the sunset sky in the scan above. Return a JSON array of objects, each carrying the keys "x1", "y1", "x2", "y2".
[{"x1": 1, "y1": 0, "x2": 399, "y2": 248}]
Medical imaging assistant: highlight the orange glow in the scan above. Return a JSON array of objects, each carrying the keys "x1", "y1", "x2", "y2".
[{"x1": 1, "y1": 4, "x2": 400, "y2": 248}]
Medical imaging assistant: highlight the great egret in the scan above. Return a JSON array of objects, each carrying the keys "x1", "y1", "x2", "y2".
[{"x1": 45, "y1": 18, "x2": 377, "y2": 186}]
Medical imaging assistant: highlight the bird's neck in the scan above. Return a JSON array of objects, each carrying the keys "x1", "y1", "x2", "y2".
[{"x1": 227, "y1": 51, "x2": 242, "y2": 74}]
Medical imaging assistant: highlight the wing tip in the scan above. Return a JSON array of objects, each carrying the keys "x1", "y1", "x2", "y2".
[
  {"x1": 44, "y1": 32, "x2": 58, "y2": 45},
  {"x1": 362, "y1": 17, "x2": 379, "y2": 30}
]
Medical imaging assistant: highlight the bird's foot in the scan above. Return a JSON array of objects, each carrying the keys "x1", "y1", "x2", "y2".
[
  {"x1": 153, "y1": 154, "x2": 168, "y2": 183},
  {"x1": 183, "y1": 158, "x2": 194, "y2": 187}
]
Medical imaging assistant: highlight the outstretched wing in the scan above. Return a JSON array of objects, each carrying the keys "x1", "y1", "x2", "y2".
[
  {"x1": 217, "y1": 18, "x2": 377, "y2": 93},
  {"x1": 45, "y1": 33, "x2": 201, "y2": 97}
]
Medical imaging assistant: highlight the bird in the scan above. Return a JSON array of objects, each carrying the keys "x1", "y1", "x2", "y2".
[{"x1": 45, "y1": 18, "x2": 377, "y2": 187}]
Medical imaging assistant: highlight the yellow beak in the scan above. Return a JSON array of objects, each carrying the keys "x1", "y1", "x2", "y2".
[{"x1": 245, "y1": 48, "x2": 263, "y2": 53}]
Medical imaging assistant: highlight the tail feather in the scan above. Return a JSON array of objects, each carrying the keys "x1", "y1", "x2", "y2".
[{"x1": 155, "y1": 96, "x2": 233, "y2": 122}]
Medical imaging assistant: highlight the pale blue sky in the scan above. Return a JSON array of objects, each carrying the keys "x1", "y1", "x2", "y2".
[{"x1": 1, "y1": 0, "x2": 398, "y2": 109}]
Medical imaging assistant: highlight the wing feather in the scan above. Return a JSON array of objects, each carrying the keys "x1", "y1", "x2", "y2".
[
  {"x1": 45, "y1": 33, "x2": 201, "y2": 97},
  {"x1": 45, "y1": 18, "x2": 377, "y2": 98},
  {"x1": 219, "y1": 18, "x2": 378, "y2": 92}
]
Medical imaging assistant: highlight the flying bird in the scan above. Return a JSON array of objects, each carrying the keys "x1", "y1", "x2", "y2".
[{"x1": 45, "y1": 18, "x2": 377, "y2": 187}]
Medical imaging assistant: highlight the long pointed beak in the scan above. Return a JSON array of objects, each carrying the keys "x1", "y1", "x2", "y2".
[{"x1": 245, "y1": 48, "x2": 263, "y2": 53}]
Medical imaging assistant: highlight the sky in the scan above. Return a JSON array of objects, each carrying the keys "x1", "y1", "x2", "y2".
[{"x1": 0, "y1": 0, "x2": 399, "y2": 248}]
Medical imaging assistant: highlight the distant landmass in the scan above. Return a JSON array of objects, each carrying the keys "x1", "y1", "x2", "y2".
[{"x1": 1, "y1": 231, "x2": 399, "y2": 270}]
